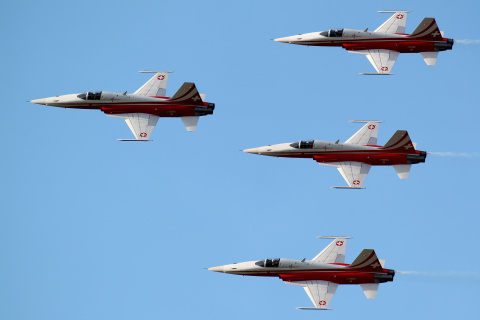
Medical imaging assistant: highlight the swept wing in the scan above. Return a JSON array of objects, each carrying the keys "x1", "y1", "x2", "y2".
[
  {"x1": 375, "y1": 11, "x2": 411, "y2": 34},
  {"x1": 134, "y1": 71, "x2": 173, "y2": 97},
  {"x1": 287, "y1": 280, "x2": 338, "y2": 310}
]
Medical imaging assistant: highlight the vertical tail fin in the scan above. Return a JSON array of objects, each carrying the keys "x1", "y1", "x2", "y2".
[
  {"x1": 410, "y1": 18, "x2": 443, "y2": 40},
  {"x1": 348, "y1": 249, "x2": 383, "y2": 271},
  {"x1": 170, "y1": 82, "x2": 204, "y2": 106},
  {"x1": 381, "y1": 130, "x2": 416, "y2": 152}
]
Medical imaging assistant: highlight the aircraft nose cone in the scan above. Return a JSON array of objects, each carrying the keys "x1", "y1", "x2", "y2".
[
  {"x1": 31, "y1": 98, "x2": 47, "y2": 105},
  {"x1": 208, "y1": 266, "x2": 224, "y2": 273},
  {"x1": 274, "y1": 37, "x2": 289, "y2": 43},
  {"x1": 243, "y1": 148, "x2": 260, "y2": 154}
]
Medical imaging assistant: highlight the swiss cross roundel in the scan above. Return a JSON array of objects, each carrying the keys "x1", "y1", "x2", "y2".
[
  {"x1": 319, "y1": 301, "x2": 326, "y2": 306},
  {"x1": 353, "y1": 180, "x2": 360, "y2": 185},
  {"x1": 157, "y1": 75, "x2": 165, "y2": 80},
  {"x1": 397, "y1": 14, "x2": 404, "y2": 19},
  {"x1": 336, "y1": 241, "x2": 344, "y2": 246},
  {"x1": 140, "y1": 132, "x2": 147, "y2": 138},
  {"x1": 368, "y1": 124, "x2": 376, "y2": 130},
  {"x1": 381, "y1": 67, "x2": 389, "y2": 71}
]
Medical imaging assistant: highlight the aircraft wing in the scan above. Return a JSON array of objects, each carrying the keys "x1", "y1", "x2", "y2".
[
  {"x1": 134, "y1": 71, "x2": 172, "y2": 97},
  {"x1": 345, "y1": 121, "x2": 383, "y2": 145},
  {"x1": 286, "y1": 280, "x2": 338, "y2": 310},
  {"x1": 375, "y1": 11, "x2": 410, "y2": 34},
  {"x1": 328, "y1": 161, "x2": 371, "y2": 188},
  {"x1": 311, "y1": 237, "x2": 349, "y2": 264},
  {"x1": 351, "y1": 49, "x2": 399, "y2": 74},
  {"x1": 108, "y1": 113, "x2": 159, "y2": 141}
]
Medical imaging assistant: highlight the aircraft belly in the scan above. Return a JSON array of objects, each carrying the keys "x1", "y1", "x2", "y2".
[
  {"x1": 343, "y1": 40, "x2": 436, "y2": 53},
  {"x1": 101, "y1": 104, "x2": 196, "y2": 117},
  {"x1": 281, "y1": 271, "x2": 377, "y2": 284},
  {"x1": 313, "y1": 152, "x2": 409, "y2": 165}
]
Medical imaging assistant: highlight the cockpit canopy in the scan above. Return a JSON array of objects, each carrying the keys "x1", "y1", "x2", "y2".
[
  {"x1": 319, "y1": 29, "x2": 344, "y2": 37},
  {"x1": 77, "y1": 91, "x2": 102, "y2": 100},
  {"x1": 290, "y1": 140, "x2": 314, "y2": 149},
  {"x1": 255, "y1": 258, "x2": 280, "y2": 268}
]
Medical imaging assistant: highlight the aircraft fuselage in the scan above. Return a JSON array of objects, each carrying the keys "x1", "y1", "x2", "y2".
[
  {"x1": 275, "y1": 28, "x2": 454, "y2": 53},
  {"x1": 244, "y1": 140, "x2": 426, "y2": 166},
  {"x1": 31, "y1": 91, "x2": 215, "y2": 118},
  {"x1": 209, "y1": 259, "x2": 394, "y2": 285}
]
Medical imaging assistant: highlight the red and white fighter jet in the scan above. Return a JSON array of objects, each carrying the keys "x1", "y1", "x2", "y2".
[
  {"x1": 244, "y1": 121, "x2": 427, "y2": 189},
  {"x1": 209, "y1": 237, "x2": 395, "y2": 310},
  {"x1": 31, "y1": 71, "x2": 215, "y2": 140},
  {"x1": 275, "y1": 11, "x2": 454, "y2": 74}
]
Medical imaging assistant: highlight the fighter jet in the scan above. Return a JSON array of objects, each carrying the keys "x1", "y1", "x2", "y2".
[
  {"x1": 209, "y1": 237, "x2": 395, "y2": 310},
  {"x1": 30, "y1": 71, "x2": 215, "y2": 140},
  {"x1": 244, "y1": 121, "x2": 427, "y2": 188},
  {"x1": 275, "y1": 11, "x2": 454, "y2": 74}
]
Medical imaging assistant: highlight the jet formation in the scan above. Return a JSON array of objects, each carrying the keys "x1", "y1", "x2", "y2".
[
  {"x1": 31, "y1": 71, "x2": 215, "y2": 140},
  {"x1": 210, "y1": 237, "x2": 395, "y2": 310},
  {"x1": 275, "y1": 11, "x2": 454, "y2": 74},
  {"x1": 244, "y1": 121, "x2": 427, "y2": 188}
]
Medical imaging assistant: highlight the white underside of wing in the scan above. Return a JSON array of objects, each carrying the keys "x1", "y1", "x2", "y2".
[
  {"x1": 108, "y1": 113, "x2": 159, "y2": 140},
  {"x1": 345, "y1": 122, "x2": 381, "y2": 146},
  {"x1": 134, "y1": 72, "x2": 171, "y2": 97},
  {"x1": 312, "y1": 238, "x2": 348, "y2": 264},
  {"x1": 287, "y1": 280, "x2": 338, "y2": 309},
  {"x1": 352, "y1": 49, "x2": 399, "y2": 74},
  {"x1": 335, "y1": 161, "x2": 371, "y2": 188},
  {"x1": 375, "y1": 11, "x2": 409, "y2": 34}
]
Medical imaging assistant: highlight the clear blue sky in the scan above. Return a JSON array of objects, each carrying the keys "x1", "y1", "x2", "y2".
[{"x1": 2, "y1": 0, "x2": 480, "y2": 319}]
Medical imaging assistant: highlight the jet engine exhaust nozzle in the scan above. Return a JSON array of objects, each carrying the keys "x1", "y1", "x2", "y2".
[
  {"x1": 407, "y1": 151, "x2": 427, "y2": 164},
  {"x1": 374, "y1": 269, "x2": 395, "y2": 283},
  {"x1": 195, "y1": 103, "x2": 215, "y2": 116},
  {"x1": 434, "y1": 38, "x2": 454, "y2": 51}
]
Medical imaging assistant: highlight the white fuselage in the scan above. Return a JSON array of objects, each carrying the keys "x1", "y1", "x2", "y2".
[
  {"x1": 244, "y1": 141, "x2": 380, "y2": 158},
  {"x1": 275, "y1": 28, "x2": 407, "y2": 46},
  {"x1": 209, "y1": 259, "x2": 346, "y2": 277},
  {"x1": 31, "y1": 91, "x2": 167, "y2": 109}
]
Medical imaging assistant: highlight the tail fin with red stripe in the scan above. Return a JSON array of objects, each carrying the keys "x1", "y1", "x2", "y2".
[
  {"x1": 348, "y1": 249, "x2": 383, "y2": 272},
  {"x1": 409, "y1": 18, "x2": 443, "y2": 40},
  {"x1": 169, "y1": 82, "x2": 204, "y2": 106},
  {"x1": 381, "y1": 130, "x2": 416, "y2": 152}
]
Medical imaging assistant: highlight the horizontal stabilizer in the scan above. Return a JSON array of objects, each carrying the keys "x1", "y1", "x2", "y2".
[
  {"x1": 117, "y1": 139, "x2": 152, "y2": 141},
  {"x1": 360, "y1": 283, "x2": 379, "y2": 299},
  {"x1": 181, "y1": 116, "x2": 199, "y2": 132},
  {"x1": 297, "y1": 308, "x2": 331, "y2": 310},
  {"x1": 393, "y1": 164, "x2": 411, "y2": 179},
  {"x1": 420, "y1": 52, "x2": 438, "y2": 66}
]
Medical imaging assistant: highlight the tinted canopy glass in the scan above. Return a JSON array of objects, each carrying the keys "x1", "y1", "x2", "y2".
[
  {"x1": 328, "y1": 29, "x2": 344, "y2": 37},
  {"x1": 255, "y1": 258, "x2": 280, "y2": 267},
  {"x1": 290, "y1": 141, "x2": 314, "y2": 149}
]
